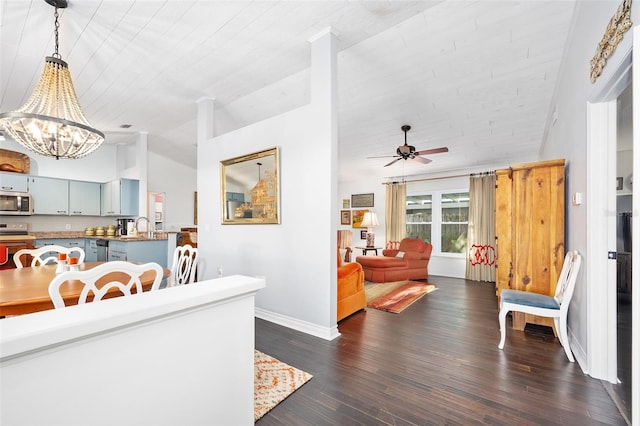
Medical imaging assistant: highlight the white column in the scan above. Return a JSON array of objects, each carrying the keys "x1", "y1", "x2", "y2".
[
  {"x1": 136, "y1": 131, "x2": 149, "y2": 218},
  {"x1": 196, "y1": 97, "x2": 215, "y2": 144},
  {"x1": 308, "y1": 27, "x2": 339, "y2": 330}
]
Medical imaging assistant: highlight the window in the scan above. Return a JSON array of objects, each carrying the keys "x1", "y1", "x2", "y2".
[
  {"x1": 406, "y1": 190, "x2": 469, "y2": 256},
  {"x1": 406, "y1": 195, "x2": 432, "y2": 243},
  {"x1": 441, "y1": 192, "x2": 468, "y2": 254}
]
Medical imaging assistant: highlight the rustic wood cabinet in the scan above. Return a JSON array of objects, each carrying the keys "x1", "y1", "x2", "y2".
[{"x1": 495, "y1": 159, "x2": 565, "y2": 331}]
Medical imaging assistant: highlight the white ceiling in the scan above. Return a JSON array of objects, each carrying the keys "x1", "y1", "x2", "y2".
[{"x1": 0, "y1": 0, "x2": 576, "y2": 182}]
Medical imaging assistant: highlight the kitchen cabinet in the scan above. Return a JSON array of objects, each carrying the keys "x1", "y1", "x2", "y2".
[
  {"x1": 495, "y1": 159, "x2": 565, "y2": 332},
  {"x1": 0, "y1": 172, "x2": 29, "y2": 192},
  {"x1": 28, "y1": 176, "x2": 69, "y2": 215},
  {"x1": 69, "y1": 181, "x2": 101, "y2": 216},
  {"x1": 85, "y1": 239, "x2": 98, "y2": 262},
  {"x1": 226, "y1": 192, "x2": 245, "y2": 202},
  {"x1": 107, "y1": 239, "x2": 167, "y2": 267},
  {"x1": 35, "y1": 238, "x2": 86, "y2": 262},
  {"x1": 101, "y1": 178, "x2": 139, "y2": 216}
]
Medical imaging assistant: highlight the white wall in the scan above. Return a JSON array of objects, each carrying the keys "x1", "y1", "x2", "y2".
[
  {"x1": 540, "y1": 1, "x2": 639, "y2": 379},
  {"x1": 147, "y1": 151, "x2": 197, "y2": 231},
  {"x1": 197, "y1": 30, "x2": 339, "y2": 340}
]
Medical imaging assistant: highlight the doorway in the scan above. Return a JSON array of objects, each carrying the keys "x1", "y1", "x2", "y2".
[{"x1": 613, "y1": 82, "x2": 632, "y2": 422}]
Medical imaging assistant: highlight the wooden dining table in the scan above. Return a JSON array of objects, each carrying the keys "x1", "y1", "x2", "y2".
[{"x1": 0, "y1": 262, "x2": 171, "y2": 316}]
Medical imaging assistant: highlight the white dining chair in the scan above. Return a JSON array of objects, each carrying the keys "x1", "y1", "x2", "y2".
[
  {"x1": 48, "y1": 261, "x2": 164, "y2": 309},
  {"x1": 14, "y1": 245, "x2": 85, "y2": 268},
  {"x1": 170, "y1": 244, "x2": 199, "y2": 286},
  {"x1": 498, "y1": 250, "x2": 582, "y2": 362}
]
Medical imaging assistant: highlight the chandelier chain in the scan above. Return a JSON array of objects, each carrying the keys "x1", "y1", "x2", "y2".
[{"x1": 53, "y1": 6, "x2": 61, "y2": 59}]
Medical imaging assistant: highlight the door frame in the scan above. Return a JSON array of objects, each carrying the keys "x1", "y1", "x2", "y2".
[{"x1": 586, "y1": 25, "x2": 638, "y2": 420}]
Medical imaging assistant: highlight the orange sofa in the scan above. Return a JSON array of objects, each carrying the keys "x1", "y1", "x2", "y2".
[
  {"x1": 356, "y1": 238, "x2": 432, "y2": 283},
  {"x1": 337, "y1": 251, "x2": 366, "y2": 321}
]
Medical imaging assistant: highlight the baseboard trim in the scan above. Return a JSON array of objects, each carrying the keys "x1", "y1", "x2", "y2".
[{"x1": 255, "y1": 308, "x2": 340, "y2": 341}]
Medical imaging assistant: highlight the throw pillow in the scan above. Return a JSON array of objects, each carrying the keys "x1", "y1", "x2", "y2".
[{"x1": 395, "y1": 251, "x2": 405, "y2": 258}]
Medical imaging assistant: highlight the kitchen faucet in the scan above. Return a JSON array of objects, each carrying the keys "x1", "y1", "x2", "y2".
[{"x1": 134, "y1": 216, "x2": 153, "y2": 238}]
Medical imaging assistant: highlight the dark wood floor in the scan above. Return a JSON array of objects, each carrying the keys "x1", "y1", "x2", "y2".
[{"x1": 256, "y1": 276, "x2": 627, "y2": 425}]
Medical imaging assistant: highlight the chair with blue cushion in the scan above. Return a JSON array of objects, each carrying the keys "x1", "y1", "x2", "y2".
[{"x1": 498, "y1": 250, "x2": 582, "y2": 362}]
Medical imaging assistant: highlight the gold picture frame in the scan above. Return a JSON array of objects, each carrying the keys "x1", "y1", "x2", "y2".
[
  {"x1": 220, "y1": 147, "x2": 280, "y2": 224},
  {"x1": 352, "y1": 209, "x2": 368, "y2": 228}
]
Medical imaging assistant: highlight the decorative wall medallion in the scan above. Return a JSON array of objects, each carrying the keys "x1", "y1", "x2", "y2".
[{"x1": 590, "y1": 0, "x2": 633, "y2": 83}]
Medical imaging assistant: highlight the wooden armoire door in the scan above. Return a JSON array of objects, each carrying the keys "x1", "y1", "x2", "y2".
[
  {"x1": 495, "y1": 159, "x2": 565, "y2": 331},
  {"x1": 495, "y1": 169, "x2": 512, "y2": 300}
]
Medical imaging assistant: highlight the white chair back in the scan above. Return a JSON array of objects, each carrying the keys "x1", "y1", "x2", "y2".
[
  {"x1": 554, "y1": 250, "x2": 582, "y2": 309},
  {"x1": 14, "y1": 245, "x2": 85, "y2": 268},
  {"x1": 48, "y1": 261, "x2": 164, "y2": 309},
  {"x1": 170, "y1": 244, "x2": 199, "y2": 286}
]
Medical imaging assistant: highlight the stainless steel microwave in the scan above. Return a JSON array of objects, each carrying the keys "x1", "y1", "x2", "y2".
[{"x1": 0, "y1": 191, "x2": 32, "y2": 215}]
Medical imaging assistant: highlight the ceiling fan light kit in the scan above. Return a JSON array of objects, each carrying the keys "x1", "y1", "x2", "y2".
[
  {"x1": 369, "y1": 125, "x2": 448, "y2": 167},
  {"x1": 0, "y1": 0, "x2": 105, "y2": 160}
]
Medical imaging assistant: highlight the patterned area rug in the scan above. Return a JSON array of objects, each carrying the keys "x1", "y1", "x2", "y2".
[
  {"x1": 365, "y1": 280, "x2": 437, "y2": 313},
  {"x1": 254, "y1": 350, "x2": 313, "y2": 422}
]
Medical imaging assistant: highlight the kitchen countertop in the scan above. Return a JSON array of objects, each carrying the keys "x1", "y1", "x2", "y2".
[
  {"x1": 0, "y1": 235, "x2": 36, "y2": 241},
  {"x1": 29, "y1": 231, "x2": 168, "y2": 241}
]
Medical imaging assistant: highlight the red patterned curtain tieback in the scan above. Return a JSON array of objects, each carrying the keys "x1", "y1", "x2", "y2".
[{"x1": 468, "y1": 244, "x2": 496, "y2": 266}]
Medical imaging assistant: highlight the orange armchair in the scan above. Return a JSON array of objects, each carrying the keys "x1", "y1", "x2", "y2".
[{"x1": 337, "y1": 250, "x2": 366, "y2": 321}]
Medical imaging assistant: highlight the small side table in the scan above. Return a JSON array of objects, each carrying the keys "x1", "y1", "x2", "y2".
[{"x1": 356, "y1": 246, "x2": 381, "y2": 255}]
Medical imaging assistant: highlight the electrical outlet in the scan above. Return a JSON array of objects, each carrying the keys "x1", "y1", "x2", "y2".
[
  {"x1": 217, "y1": 267, "x2": 223, "y2": 277},
  {"x1": 65, "y1": 224, "x2": 71, "y2": 230}
]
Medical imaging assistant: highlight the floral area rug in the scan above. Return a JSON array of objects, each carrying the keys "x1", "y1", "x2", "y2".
[
  {"x1": 254, "y1": 350, "x2": 313, "y2": 422},
  {"x1": 365, "y1": 280, "x2": 437, "y2": 313}
]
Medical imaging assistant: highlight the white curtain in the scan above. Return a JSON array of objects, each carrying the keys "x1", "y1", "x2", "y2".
[
  {"x1": 465, "y1": 173, "x2": 496, "y2": 282},
  {"x1": 385, "y1": 182, "x2": 406, "y2": 243}
]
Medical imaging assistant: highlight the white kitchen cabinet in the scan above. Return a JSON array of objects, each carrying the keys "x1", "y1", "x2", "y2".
[
  {"x1": 28, "y1": 176, "x2": 69, "y2": 215},
  {"x1": 69, "y1": 180, "x2": 101, "y2": 216},
  {"x1": 101, "y1": 178, "x2": 139, "y2": 216},
  {"x1": 0, "y1": 172, "x2": 29, "y2": 192}
]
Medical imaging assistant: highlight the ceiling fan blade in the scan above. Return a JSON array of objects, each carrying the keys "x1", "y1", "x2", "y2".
[
  {"x1": 367, "y1": 155, "x2": 396, "y2": 159},
  {"x1": 412, "y1": 156, "x2": 432, "y2": 165},
  {"x1": 416, "y1": 147, "x2": 448, "y2": 156},
  {"x1": 384, "y1": 158, "x2": 403, "y2": 167}
]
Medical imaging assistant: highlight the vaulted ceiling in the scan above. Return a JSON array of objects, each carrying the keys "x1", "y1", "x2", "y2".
[{"x1": 0, "y1": 1, "x2": 576, "y2": 182}]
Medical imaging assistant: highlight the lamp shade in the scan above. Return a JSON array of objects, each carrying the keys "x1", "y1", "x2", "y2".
[{"x1": 361, "y1": 212, "x2": 380, "y2": 228}]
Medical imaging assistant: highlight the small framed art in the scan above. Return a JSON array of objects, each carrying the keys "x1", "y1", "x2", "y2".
[{"x1": 340, "y1": 210, "x2": 351, "y2": 225}]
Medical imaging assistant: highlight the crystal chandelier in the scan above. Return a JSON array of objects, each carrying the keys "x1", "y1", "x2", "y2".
[{"x1": 0, "y1": 0, "x2": 104, "y2": 160}]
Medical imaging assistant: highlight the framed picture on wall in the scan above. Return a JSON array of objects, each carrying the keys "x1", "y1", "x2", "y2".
[
  {"x1": 352, "y1": 209, "x2": 368, "y2": 228},
  {"x1": 340, "y1": 210, "x2": 351, "y2": 225},
  {"x1": 343, "y1": 199, "x2": 350, "y2": 208},
  {"x1": 360, "y1": 230, "x2": 367, "y2": 239},
  {"x1": 351, "y1": 193, "x2": 374, "y2": 208}
]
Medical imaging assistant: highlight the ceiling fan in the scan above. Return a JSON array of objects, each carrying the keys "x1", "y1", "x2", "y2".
[{"x1": 369, "y1": 125, "x2": 448, "y2": 167}]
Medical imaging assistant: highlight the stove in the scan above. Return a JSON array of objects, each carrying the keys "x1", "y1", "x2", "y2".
[
  {"x1": 0, "y1": 222, "x2": 29, "y2": 236},
  {"x1": 0, "y1": 222, "x2": 34, "y2": 269}
]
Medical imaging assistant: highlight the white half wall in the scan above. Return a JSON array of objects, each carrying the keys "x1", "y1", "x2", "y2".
[{"x1": 0, "y1": 276, "x2": 265, "y2": 426}]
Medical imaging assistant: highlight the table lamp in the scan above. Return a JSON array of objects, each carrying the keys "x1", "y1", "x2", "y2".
[{"x1": 361, "y1": 212, "x2": 380, "y2": 248}]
